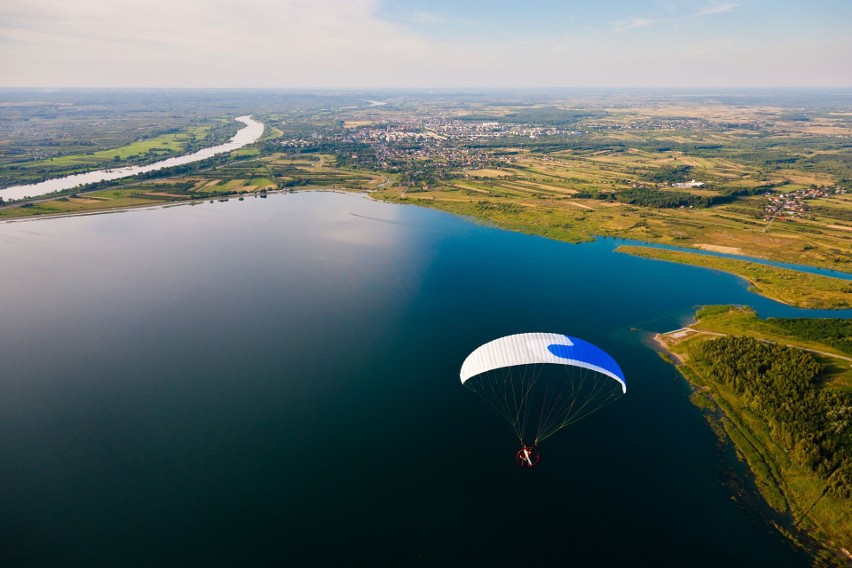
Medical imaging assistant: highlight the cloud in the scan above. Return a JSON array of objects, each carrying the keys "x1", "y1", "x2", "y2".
[
  {"x1": 613, "y1": 2, "x2": 737, "y2": 31},
  {"x1": 613, "y1": 17, "x2": 662, "y2": 32},
  {"x1": 0, "y1": 0, "x2": 496, "y2": 87},
  {"x1": 0, "y1": 0, "x2": 847, "y2": 88},
  {"x1": 693, "y1": 3, "x2": 738, "y2": 17}
]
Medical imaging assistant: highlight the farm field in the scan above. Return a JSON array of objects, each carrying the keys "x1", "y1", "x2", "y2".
[{"x1": 3, "y1": 92, "x2": 851, "y2": 285}]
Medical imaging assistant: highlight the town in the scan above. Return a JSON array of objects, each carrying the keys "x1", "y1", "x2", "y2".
[
  {"x1": 763, "y1": 185, "x2": 848, "y2": 222},
  {"x1": 277, "y1": 114, "x2": 582, "y2": 186}
]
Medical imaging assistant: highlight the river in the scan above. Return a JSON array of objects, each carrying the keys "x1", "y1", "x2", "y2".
[
  {"x1": 2, "y1": 192, "x2": 840, "y2": 566},
  {"x1": 0, "y1": 116, "x2": 264, "y2": 201}
]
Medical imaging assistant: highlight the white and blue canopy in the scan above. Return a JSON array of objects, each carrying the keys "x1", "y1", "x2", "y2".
[{"x1": 459, "y1": 333, "x2": 626, "y2": 394}]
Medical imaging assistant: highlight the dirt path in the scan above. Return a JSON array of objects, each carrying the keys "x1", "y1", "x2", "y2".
[
  {"x1": 659, "y1": 327, "x2": 852, "y2": 365},
  {"x1": 568, "y1": 201, "x2": 594, "y2": 210}
]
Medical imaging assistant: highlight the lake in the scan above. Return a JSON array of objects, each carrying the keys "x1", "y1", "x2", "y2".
[
  {"x1": 1, "y1": 191, "x2": 840, "y2": 566},
  {"x1": 0, "y1": 116, "x2": 264, "y2": 201}
]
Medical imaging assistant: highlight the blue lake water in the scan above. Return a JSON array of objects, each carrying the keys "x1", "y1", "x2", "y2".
[{"x1": 1, "y1": 192, "x2": 845, "y2": 566}]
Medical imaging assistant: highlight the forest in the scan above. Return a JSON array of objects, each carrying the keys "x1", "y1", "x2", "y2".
[
  {"x1": 767, "y1": 319, "x2": 852, "y2": 355},
  {"x1": 697, "y1": 336, "x2": 851, "y2": 499}
]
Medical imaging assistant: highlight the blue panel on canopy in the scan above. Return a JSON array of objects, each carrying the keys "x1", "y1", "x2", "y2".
[{"x1": 547, "y1": 336, "x2": 626, "y2": 384}]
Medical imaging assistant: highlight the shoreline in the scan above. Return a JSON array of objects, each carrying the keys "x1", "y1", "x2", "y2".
[
  {"x1": 5, "y1": 186, "x2": 851, "y2": 312},
  {"x1": 616, "y1": 245, "x2": 852, "y2": 310},
  {"x1": 652, "y1": 308, "x2": 852, "y2": 563},
  {"x1": 2, "y1": 178, "x2": 848, "y2": 562},
  {"x1": 0, "y1": 188, "x2": 294, "y2": 225}
]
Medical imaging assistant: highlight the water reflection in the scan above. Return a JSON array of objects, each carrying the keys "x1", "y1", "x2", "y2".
[{"x1": 0, "y1": 193, "x2": 821, "y2": 566}]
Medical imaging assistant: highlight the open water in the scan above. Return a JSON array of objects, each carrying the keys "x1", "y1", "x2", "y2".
[{"x1": 2, "y1": 192, "x2": 842, "y2": 566}]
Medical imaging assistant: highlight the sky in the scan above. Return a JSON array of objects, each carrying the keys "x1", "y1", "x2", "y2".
[{"x1": 1, "y1": 0, "x2": 850, "y2": 89}]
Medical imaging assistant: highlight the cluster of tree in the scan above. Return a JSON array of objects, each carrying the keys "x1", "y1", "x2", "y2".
[
  {"x1": 644, "y1": 165, "x2": 694, "y2": 183},
  {"x1": 257, "y1": 140, "x2": 285, "y2": 155},
  {"x1": 767, "y1": 318, "x2": 852, "y2": 355},
  {"x1": 573, "y1": 186, "x2": 766, "y2": 209},
  {"x1": 779, "y1": 114, "x2": 812, "y2": 122},
  {"x1": 698, "y1": 336, "x2": 851, "y2": 498},
  {"x1": 809, "y1": 205, "x2": 852, "y2": 222},
  {"x1": 475, "y1": 200, "x2": 524, "y2": 214},
  {"x1": 61, "y1": 178, "x2": 120, "y2": 194},
  {"x1": 523, "y1": 143, "x2": 579, "y2": 153},
  {"x1": 296, "y1": 141, "x2": 371, "y2": 162},
  {"x1": 797, "y1": 154, "x2": 851, "y2": 184},
  {"x1": 615, "y1": 188, "x2": 702, "y2": 208},
  {"x1": 557, "y1": 141, "x2": 628, "y2": 154}
]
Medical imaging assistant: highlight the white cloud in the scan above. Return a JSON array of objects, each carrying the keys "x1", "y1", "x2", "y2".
[
  {"x1": 693, "y1": 3, "x2": 738, "y2": 17},
  {"x1": 612, "y1": 2, "x2": 737, "y2": 32},
  {"x1": 613, "y1": 17, "x2": 663, "y2": 31},
  {"x1": 0, "y1": 0, "x2": 495, "y2": 87},
  {"x1": 0, "y1": 0, "x2": 848, "y2": 88}
]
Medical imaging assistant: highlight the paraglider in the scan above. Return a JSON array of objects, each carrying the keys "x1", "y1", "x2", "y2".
[
  {"x1": 460, "y1": 333, "x2": 626, "y2": 467},
  {"x1": 516, "y1": 445, "x2": 540, "y2": 468}
]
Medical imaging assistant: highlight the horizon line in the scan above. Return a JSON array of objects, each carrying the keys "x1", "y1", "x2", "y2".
[{"x1": 2, "y1": 86, "x2": 852, "y2": 92}]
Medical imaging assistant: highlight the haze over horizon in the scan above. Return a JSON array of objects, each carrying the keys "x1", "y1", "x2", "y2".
[{"x1": 1, "y1": 0, "x2": 850, "y2": 89}]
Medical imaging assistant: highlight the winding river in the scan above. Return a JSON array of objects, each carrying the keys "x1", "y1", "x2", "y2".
[{"x1": 0, "y1": 115, "x2": 264, "y2": 201}]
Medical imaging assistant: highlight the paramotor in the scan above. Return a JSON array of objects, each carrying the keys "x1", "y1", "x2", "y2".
[{"x1": 460, "y1": 333, "x2": 626, "y2": 466}]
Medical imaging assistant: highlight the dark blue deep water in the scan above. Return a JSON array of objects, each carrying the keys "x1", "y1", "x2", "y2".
[{"x1": 1, "y1": 192, "x2": 843, "y2": 566}]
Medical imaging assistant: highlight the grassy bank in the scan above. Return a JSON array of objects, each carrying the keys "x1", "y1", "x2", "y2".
[
  {"x1": 617, "y1": 245, "x2": 852, "y2": 309},
  {"x1": 0, "y1": 153, "x2": 390, "y2": 221},
  {"x1": 658, "y1": 306, "x2": 852, "y2": 564}
]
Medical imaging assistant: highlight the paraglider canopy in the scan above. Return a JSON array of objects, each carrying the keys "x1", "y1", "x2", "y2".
[
  {"x1": 460, "y1": 333, "x2": 626, "y2": 393},
  {"x1": 460, "y1": 333, "x2": 626, "y2": 461}
]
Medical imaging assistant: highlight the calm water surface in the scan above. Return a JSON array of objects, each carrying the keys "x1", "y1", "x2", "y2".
[{"x1": 2, "y1": 192, "x2": 842, "y2": 566}]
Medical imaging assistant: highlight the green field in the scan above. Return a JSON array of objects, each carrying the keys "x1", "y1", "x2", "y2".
[
  {"x1": 29, "y1": 126, "x2": 211, "y2": 168},
  {"x1": 0, "y1": 153, "x2": 392, "y2": 220},
  {"x1": 4, "y1": 97, "x2": 851, "y2": 310},
  {"x1": 374, "y1": 150, "x2": 852, "y2": 272},
  {"x1": 0, "y1": 117, "x2": 240, "y2": 188}
]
